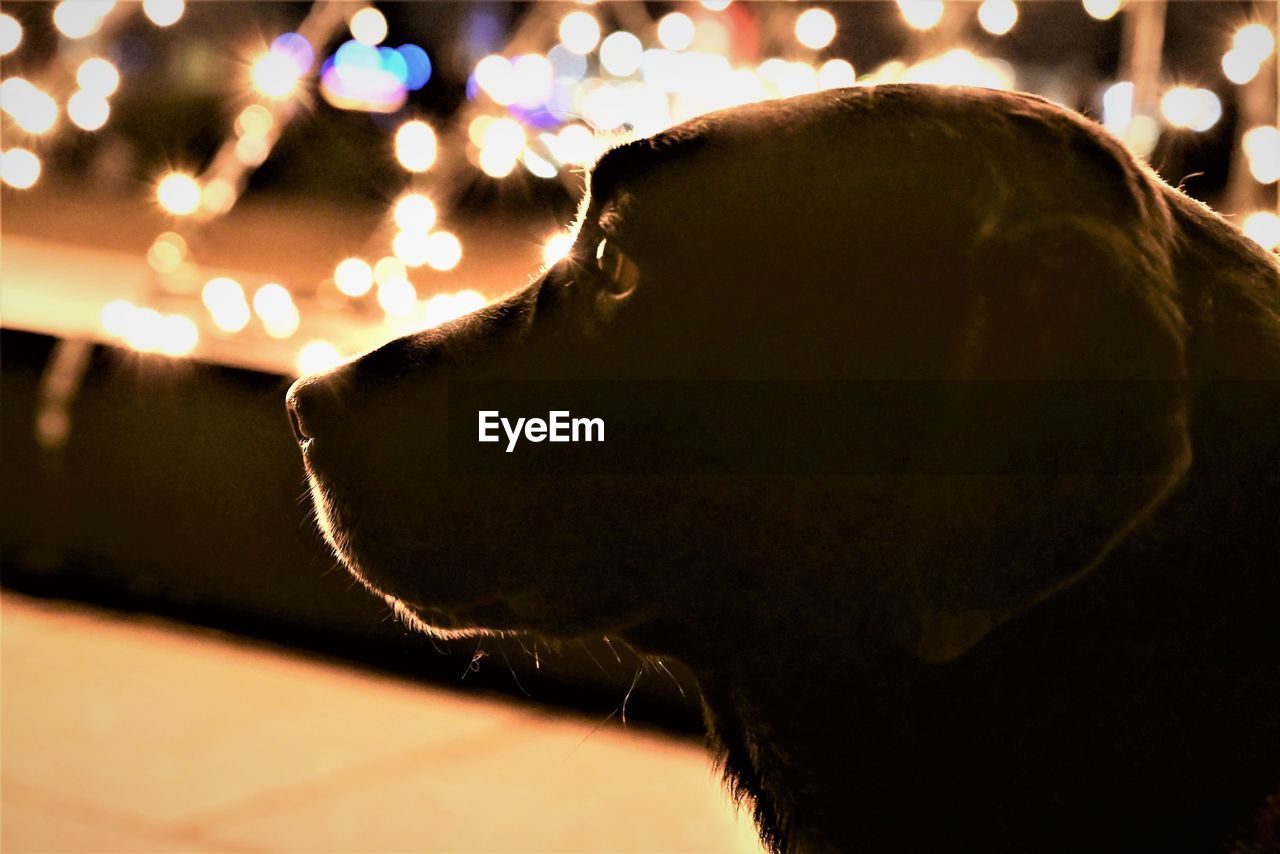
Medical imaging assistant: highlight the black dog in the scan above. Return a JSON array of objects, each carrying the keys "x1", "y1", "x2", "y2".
[{"x1": 288, "y1": 85, "x2": 1280, "y2": 852}]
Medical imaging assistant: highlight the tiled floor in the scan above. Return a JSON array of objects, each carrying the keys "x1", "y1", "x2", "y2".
[{"x1": 0, "y1": 594, "x2": 763, "y2": 853}]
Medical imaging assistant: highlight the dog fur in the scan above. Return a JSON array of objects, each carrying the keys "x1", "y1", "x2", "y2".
[{"x1": 288, "y1": 85, "x2": 1280, "y2": 852}]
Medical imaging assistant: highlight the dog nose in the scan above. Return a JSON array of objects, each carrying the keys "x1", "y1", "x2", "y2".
[{"x1": 286, "y1": 376, "x2": 338, "y2": 446}]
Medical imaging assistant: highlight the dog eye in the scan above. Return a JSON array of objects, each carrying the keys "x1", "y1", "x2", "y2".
[{"x1": 595, "y1": 238, "x2": 640, "y2": 297}]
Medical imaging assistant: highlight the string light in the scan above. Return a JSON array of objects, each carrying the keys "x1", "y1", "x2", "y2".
[
  {"x1": 897, "y1": 0, "x2": 944, "y2": 31},
  {"x1": 76, "y1": 57, "x2": 121, "y2": 96},
  {"x1": 1082, "y1": 0, "x2": 1121, "y2": 21},
  {"x1": 376, "y1": 276, "x2": 417, "y2": 315},
  {"x1": 478, "y1": 117, "x2": 526, "y2": 178},
  {"x1": 202, "y1": 277, "x2": 252, "y2": 332},
  {"x1": 394, "y1": 119, "x2": 437, "y2": 172},
  {"x1": 252, "y1": 50, "x2": 304, "y2": 98},
  {"x1": 1233, "y1": 24, "x2": 1276, "y2": 63},
  {"x1": 156, "y1": 172, "x2": 201, "y2": 216},
  {"x1": 1, "y1": 148, "x2": 41, "y2": 189},
  {"x1": 53, "y1": 0, "x2": 114, "y2": 40},
  {"x1": 349, "y1": 7, "x2": 387, "y2": 46},
  {"x1": 333, "y1": 258, "x2": 374, "y2": 297},
  {"x1": 795, "y1": 9, "x2": 837, "y2": 51},
  {"x1": 657, "y1": 13, "x2": 695, "y2": 52},
  {"x1": 600, "y1": 31, "x2": 644, "y2": 77},
  {"x1": 393, "y1": 193, "x2": 438, "y2": 231},
  {"x1": 1, "y1": 78, "x2": 58, "y2": 134},
  {"x1": 392, "y1": 230, "x2": 433, "y2": 267},
  {"x1": 475, "y1": 55, "x2": 518, "y2": 105},
  {"x1": 1242, "y1": 212, "x2": 1280, "y2": 251},
  {"x1": 67, "y1": 90, "x2": 110, "y2": 131},
  {"x1": 373, "y1": 256, "x2": 408, "y2": 286},
  {"x1": 818, "y1": 59, "x2": 856, "y2": 89},
  {"x1": 1159, "y1": 86, "x2": 1221, "y2": 132},
  {"x1": 978, "y1": 0, "x2": 1018, "y2": 36},
  {"x1": 253, "y1": 283, "x2": 300, "y2": 338},
  {"x1": 1242, "y1": 127, "x2": 1280, "y2": 184},
  {"x1": 0, "y1": 13, "x2": 22, "y2": 56},
  {"x1": 424, "y1": 231, "x2": 463, "y2": 271},
  {"x1": 142, "y1": 0, "x2": 184, "y2": 27},
  {"x1": 559, "y1": 11, "x2": 601, "y2": 55},
  {"x1": 297, "y1": 340, "x2": 344, "y2": 376}
]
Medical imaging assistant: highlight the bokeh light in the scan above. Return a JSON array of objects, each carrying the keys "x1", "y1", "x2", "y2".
[
  {"x1": 350, "y1": 7, "x2": 387, "y2": 46},
  {"x1": 100, "y1": 299, "x2": 137, "y2": 337},
  {"x1": 1, "y1": 78, "x2": 58, "y2": 134},
  {"x1": 147, "y1": 232, "x2": 188, "y2": 274},
  {"x1": 53, "y1": 0, "x2": 114, "y2": 40},
  {"x1": 253, "y1": 283, "x2": 301, "y2": 338},
  {"x1": 1222, "y1": 48, "x2": 1261, "y2": 85},
  {"x1": 424, "y1": 231, "x2": 463, "y2": 271},
  {"x1": 1082, "y1": 0, "x2": 1121, "y2": 21},
  {"x1": 0, "y1": 13, "x2": 23, "y2": 56},
  {"x1": 297, "y1": 340, "x2": 344, "y2": 376},
  {"x1": 600, "y1": 31, "x2": 644, "y2": 77},
  {"x1": 658, "y1": 13, "x2": 695, "y2": 52},
  {"x1": 1160, "y1": 86, "x2": 1221, "y2": 132},
  {"x1": 559, "y1": 11, "x2": 601, "y2": 56},
  {"x1": 1, "y1": 148, "x2": 41, "y2": 189},
  {"x1": 76, "y1": 57, "x2": 121, "y2": 96},
  {"x1": 68, "y1": 90, "x2": 110, "y2": 131},
  {"x1": 334, "y1": 258, "x2": 374, "y2": 297},
  {"x1": 156, "y1": 172, "x2": 201, "y2": 216},
  {"x1": 142, "y1": 0, "x2": 184, "y2": 27},
  {"x1": 393, "y1": 193, "x2": 438, "y2": 231},
  {"x1": 795, "y1": 9, "x2": 837, "y2": 51},
  {"x1": 897, "y1": 0, "x2": 944, "y2": 31},
  {"x1": 818, "y1": 59, "x2": 856, "y2": 89},
  {"x1": 1233, "y1": 23, "x2": 1276, "y2": 64},
  {"x1": 252, "y1": 51, "x2": 303, "y2": 98},
  {"x1": 392, "y1": 230, "x2": 433, "y2": 267},
  {"x1": 1243, "y1": 126, "x2": 1280, "y2": 184},
  {"x1": 422, "y1": 290, "x2": 487, "y2": 328},
  {"x1": 202, "y1": 277, "x2": 252, "y2": 332},
  {"x1": 376, "y1": 276, "x2": 417, "y2": 315},
  {"x1": 475, "y1": 54, "x2": 518, "y2": 105},
  {"x1": 978, "y1": 0, "x2": 1018, "y2": 36},
  {"x1": 394, "y1": 119, "x2": 437, "y2": 172},
  {"x1": 478, "y1": 117, "x2": 526, "y2": 177},
  {"x1": 1242, "y1": 211, "x2": 1280, "y2": 251}
]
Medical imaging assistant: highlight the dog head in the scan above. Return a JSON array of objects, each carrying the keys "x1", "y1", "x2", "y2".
[{"x1": 288, "y1": 85, "x2": 1193, "y2": 662}]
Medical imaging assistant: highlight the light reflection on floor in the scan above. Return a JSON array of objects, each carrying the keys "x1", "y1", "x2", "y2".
[{"x1": 0, "y1": 594, "x2": 763, "y2": 853}]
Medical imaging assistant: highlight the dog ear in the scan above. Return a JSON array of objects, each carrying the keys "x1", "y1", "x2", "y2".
[{"x1": 899, "y1": 216, "x2": 1193, "y2": 663}]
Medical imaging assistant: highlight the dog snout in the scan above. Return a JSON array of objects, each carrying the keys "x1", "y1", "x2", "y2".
[{"x1": 286, "y1": 375, "x2": 341, "y2": 446}]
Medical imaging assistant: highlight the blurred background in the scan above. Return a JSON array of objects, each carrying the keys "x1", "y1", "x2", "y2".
[{"x1": 1, "y1": 1, "x2": 1277, "y2": 851}]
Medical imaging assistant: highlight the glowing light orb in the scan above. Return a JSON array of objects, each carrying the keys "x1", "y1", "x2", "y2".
[
  {"x1": 393, "y1": 193, "x2": 437, "y2": 232},
  {"x1": 393, "y1": 230, "x2": 433, "y2": 267},
  {"x1": 1102, "y1": 80, "x2": 1134, "y2": 135},
  {"x1": 1242, "y1": 211, "x2": 1280, "y2": 251},
  {"x1": 374, "y1": 256, "x2": 407, "y2": 286},
  {"x1": 701, "y1": 0, "x2": 732, "y2": 10},
  {"x1": 395, "y1": 120, "x2": 437, "y2": 172},
  {"x1": 1, "y1": 147, "x2": 40, "y2": 189},
  {"x1": 156, "y1": 172, "x2": 201, "y2": 216},
  {"x1": 1243, "y1": 126, "x2": 1280, "y2": 184},
  {"x1": 235, "y1": 134, "x2": 271, "y2": 166},
  {"x1": 475, "y1": 54, "x2": 518, "y2": 105},
  {"x1": 1222, "y1": 48, "x2": 1261, "y2": 85},
  {"x1": 142, "y1": 0, "x2": 183, "y2": 27},
  {"x1": 600, "y1": 31, "x2": 643, "y2": 77},
  {"x1": 1233, "y1": 23, "x2": 1276, "y2": 63},
  {"x1": 67, "y1": 90, "x2": 109, "y2": 131},
  {"x1": 422, "y1": 290, "x2": 487, "y2": 328},
  {"x1": 254, "y1": 283, "x2": 300, "y2": 338},
  {"x1": 122, "y1": 307, "x2": 163, "y2": 352},
  {"x1": 100, "y1": 300, "x2": 137, "y2": 337},
  {"x1": 795, "y1": 9, "x2": 837, "y2": 50},
  {"x1": 53, "y1": 0, "x2": 114, "y2": 39},
  {"x1": 512, "y1": 53, "x2": 554, "y2": 108},
  {"x1": 75, "y1": 57, "x2": 120, "y2": 97},
  {"x1": 297, "y1": 340, "x2": 344, "y2": 376},
  {"x1": 559, "y1": 11, "x2": 601, "y2": 55},
  {"x1": 543, "y1": 232, "x2": 575, "y2": 266},
  {"x1": 0, "y1": 13, "x2": 21, "y2": 56},
  {"x1": 157, "y1": 314, "x2": 199, "y2": 357},
  {"x1": 235, "y1": 106, "x2": 271, "y2": 138},
  {"x1": 978, "y1": 0, "x2": 1017, "y2": 35},
  {"x1": 147, "y1": 232, "x2": 187, "y2": 274},
  {"x1": 1082, "y1": 0, "x2": 1121, "y2": 21},
  {"x1": 556, "y1": 123, "x2": 598, "y2": 166},
  {"x1": 202, "y1": 277, "x2": 251, "y2": 332},
  {"x1": 1159, "y1": 86, "x2": 1221, "y2": 132},
  {"x1": 252, "y1": 51, "x2": 302, "y2": 98},
  {"x1": 200, "y1": 178, "x2": 236, "y2": 216},
  {"x1": 478, "y1": 117, "x2": 526, "y2": 178},
  {"x1": 818, "y1": 58, "x2": 856, "y2": 89},
  {"x1": 1, "y1": 78, "x2": 57, "y2": 134},
  {"x1": 334, "y1": 258, "x2": 374, "y2": 297},
  {"x1": 658, "y1": 13, "x2": 695, "y2": 51},
  {"x1": 424, "y1": 231, "x2": 463, "y2": 271},
  {"x1": 522, "y1": 148, "x2": 558, "y2": 179},
  {"x1": 897, "y1": 0, "x2": 944, "y2": 31},
  {"x1": 377, "y1": 276, "x2": 417, "y2": 315},
  {"x1": 350, "y1": 7, "x2": 387, "y2": 46}
]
